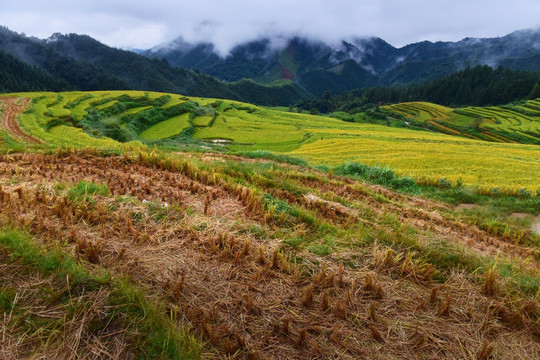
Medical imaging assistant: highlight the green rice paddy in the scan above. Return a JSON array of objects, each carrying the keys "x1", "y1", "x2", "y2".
[{"x1": 3, "y1": 91, "x2": 539, "y2": 192}]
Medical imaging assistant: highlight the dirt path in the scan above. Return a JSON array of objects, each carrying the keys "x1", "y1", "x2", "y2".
[
  {"x1": 0, "y1": 97, "x2": 43, "y2": 144},
  {"x1": 533, "y1": 215, "x2": 540, "y2": 235}
]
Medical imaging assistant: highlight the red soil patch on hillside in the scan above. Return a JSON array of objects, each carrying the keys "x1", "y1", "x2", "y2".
[
  {"x1": 0, "y1": 97, "x2": 43, "y2": 144},
  {"x1": 281, "y1": 64, "x2": 295, "y2": 80}
]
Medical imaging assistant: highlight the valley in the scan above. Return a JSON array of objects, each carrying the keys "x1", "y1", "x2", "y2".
[
  {"x1": 0, "y1": 91, "x2": 539, "y2": 359},
  {"x1": 2, "y1": 0, "x2": 540, "y2": 356}
]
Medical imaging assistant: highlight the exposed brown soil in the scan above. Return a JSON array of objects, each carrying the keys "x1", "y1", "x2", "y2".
[
  {"x1": 455, "y1": 203, "x2": 481, "y2": 211},
  {"x1": 280, "y1": 64, "x2": 295, "y2": 80},
  {"x1": 509, "y1": 213, "x2": 530, "y2": 220},
  {"x1": 509, "y1": 213, "x2": 540, "y2": 235},
  {"x1": 1, "y1": 151, "x2": 539, "y2": 359},
  {"x1": 532, "y1": 215, "x2": 540, "y2": 235},
  {"x1": 0, "y1": 97, "x2": 43, "y2": 144}
]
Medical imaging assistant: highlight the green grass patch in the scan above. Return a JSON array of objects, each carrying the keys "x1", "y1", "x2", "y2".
[
  {"x1": 334, "y1": 162, "x2": 419, "y2": 192},
  {"x1": 0, "y1": 227, "x2": 202, "y2": 359},
  {"x1": 0, "y1": 287, "x2": 16, "y2": 310},
  {"x1": 67, "y1": 181, "x2": 110, "y2": 202},
  {"x1": 140, "y1": 113, "x2": 191, "y2": 140}
]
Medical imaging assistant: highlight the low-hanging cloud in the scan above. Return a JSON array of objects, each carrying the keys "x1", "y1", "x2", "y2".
[{"x1": 0, "y1": 0, "x2": 539, "y2": 52}]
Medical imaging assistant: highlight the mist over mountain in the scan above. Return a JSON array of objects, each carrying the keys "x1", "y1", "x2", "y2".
[
  {"x1": 144, "y1": 29, "x2": 540, "y2": 95},
  {"x1": 1, "y1": 25, "x2": 539, "y2": 105},
  {"x1": 0, "y1": 26, "x2": 309, "y2": 105}
]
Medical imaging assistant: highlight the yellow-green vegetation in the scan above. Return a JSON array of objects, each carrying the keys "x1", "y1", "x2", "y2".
[
  {"x1": 191, "y1": 102, "x2": 540, "y2": 192},
  {"x1": 291, "y1": 135, "x2": 540, "y2": 192},
  {"x1": 68, "y1": 94, "x2": 95, "y2": 121},
  {"x1": 192, "y1": 115, "x2": 213, "y2": 127},
  {"x1": 384, "y1": 102, "x2": 453, "y2": 122},
  {"x1": 11, "y1": 93, "x2": 124, "y2": 149},
  {"x1": 2, "y1": 91, "x2": 181, "y2": 149},
  {"x1": 117, "y1": 105, "x2": 153, "y2": 118},
  {"x1": 183, "y1": 96, "x2": 212, "y2": 106},
  {"x1": 192, "y1": 105, "x2": 359, "y2": 152},
  {"x1": 384, "y1": 100, "x2": 540, "y2": 144},
  {"x1": 2, "y1": 91, "x2": 539, "y2": 193},
  {"x1": 194, "y1": 110, "x2": 309, "y2": 150},
  {"x1": 48, "y1": 95, "x2": 72, "y2": 118},
  {"x1": 162, "y1": 96, "x2": 187, "y2": 108},
  {"x1": 47, "y1": 125, "x2": 124, "y2": 148},
  {"x1": 1, "y1": 88, "x2": 540, "y2": 358},
  {"x1": 140, "y1": 113, "x2": 191, "y2": 140},
  {"x1": 94, "y1": 99, "x2": 119, "y2": 111}
]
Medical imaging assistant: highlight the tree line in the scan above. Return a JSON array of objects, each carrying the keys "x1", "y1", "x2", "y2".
[{"x1": 296, "y1": 65, "x2": 540, "y2": 113}]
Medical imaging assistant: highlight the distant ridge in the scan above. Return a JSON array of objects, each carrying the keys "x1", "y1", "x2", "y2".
[
  {"x1": 144, "y1": 29, "x2": 540, "y2": 95},
  {"x1": 1, "y1": 25, "x2": 539, "y2": 103},
  {"x1": 0, "y1": 26, "x2": 309, "y2": 106}
]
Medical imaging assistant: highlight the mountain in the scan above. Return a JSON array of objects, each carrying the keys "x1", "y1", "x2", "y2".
[
  {"x1": 144, "y1": 36, "x2": 381, "y2": 95},
  {"x1": 0, "y1": 27, "x2": 130, "y2": 91},
  {"x1": 0, "y1": 26, "x2": 309, "y2": 106},
  {"x1": 2, "y1": 25, "x2": 539, "y2": 104},
  {"x1": 144, "y1": 29, "x2": 540, "y2": 95},
  {"x1": 0, "y1": 49, "x2": 70, "y2": 93}
]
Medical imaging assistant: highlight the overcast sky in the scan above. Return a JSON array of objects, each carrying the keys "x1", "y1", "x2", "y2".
[{"x1": 1, "y1": 0, "x2": 539, "y2": 54}]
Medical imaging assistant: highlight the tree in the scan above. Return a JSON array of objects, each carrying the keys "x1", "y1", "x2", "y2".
[
  {"x1": 472, "y1": 117, "x2": 484, "y2": 131},
  {"x1": 310, "y1": 108, "x2": 320, "y2": 115},
  {"x1": 322, "y1": 90, "x2": 332, "y2": 100},
  {"x1": 528, "y1": 83, "x2": 540, "y2": 100}
]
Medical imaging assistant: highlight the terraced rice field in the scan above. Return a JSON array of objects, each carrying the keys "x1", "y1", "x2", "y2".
[
  {"x1": 384, "y1": 100, "x2": 540, "y2": 144},
  {"x1": 192, "y1": 115, "x2": 214, "y2": 127},
  {"x1": 291, "y1": 136, "x2": 540, "y2": 191},
  {"x1": 140, "y1": 113, "x2": 191, "y2": 140},
  {"x1": 1, "y1": 92, "x2": 539, "y2": 359},
  {"x1": 1, "y1": 92, "x2": 539, "y2": 193}
]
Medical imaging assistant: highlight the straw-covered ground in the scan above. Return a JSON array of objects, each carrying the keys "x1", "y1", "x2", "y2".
[{"x1": 0, "y1": 148, "x2": 539, "y2": 359}]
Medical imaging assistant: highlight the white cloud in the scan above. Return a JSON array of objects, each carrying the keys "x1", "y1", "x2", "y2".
[{"x1": 0, "y1": 0, "x2": 539, "y2": 50}]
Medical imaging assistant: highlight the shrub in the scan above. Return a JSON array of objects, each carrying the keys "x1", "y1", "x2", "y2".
[{"x1": 334, "y1": 162, "x2": 419, "y2": 192}]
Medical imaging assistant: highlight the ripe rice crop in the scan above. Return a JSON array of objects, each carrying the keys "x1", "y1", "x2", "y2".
[
  {"x1": 291, "y1": 136, "x2": 540, "y2": 192},
  {"x1": 385, "y1": 101, "x2": 540, "y2": 144},
  {"x1": 2, "y1": 91, "x2": 539, "y2": 192}
]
